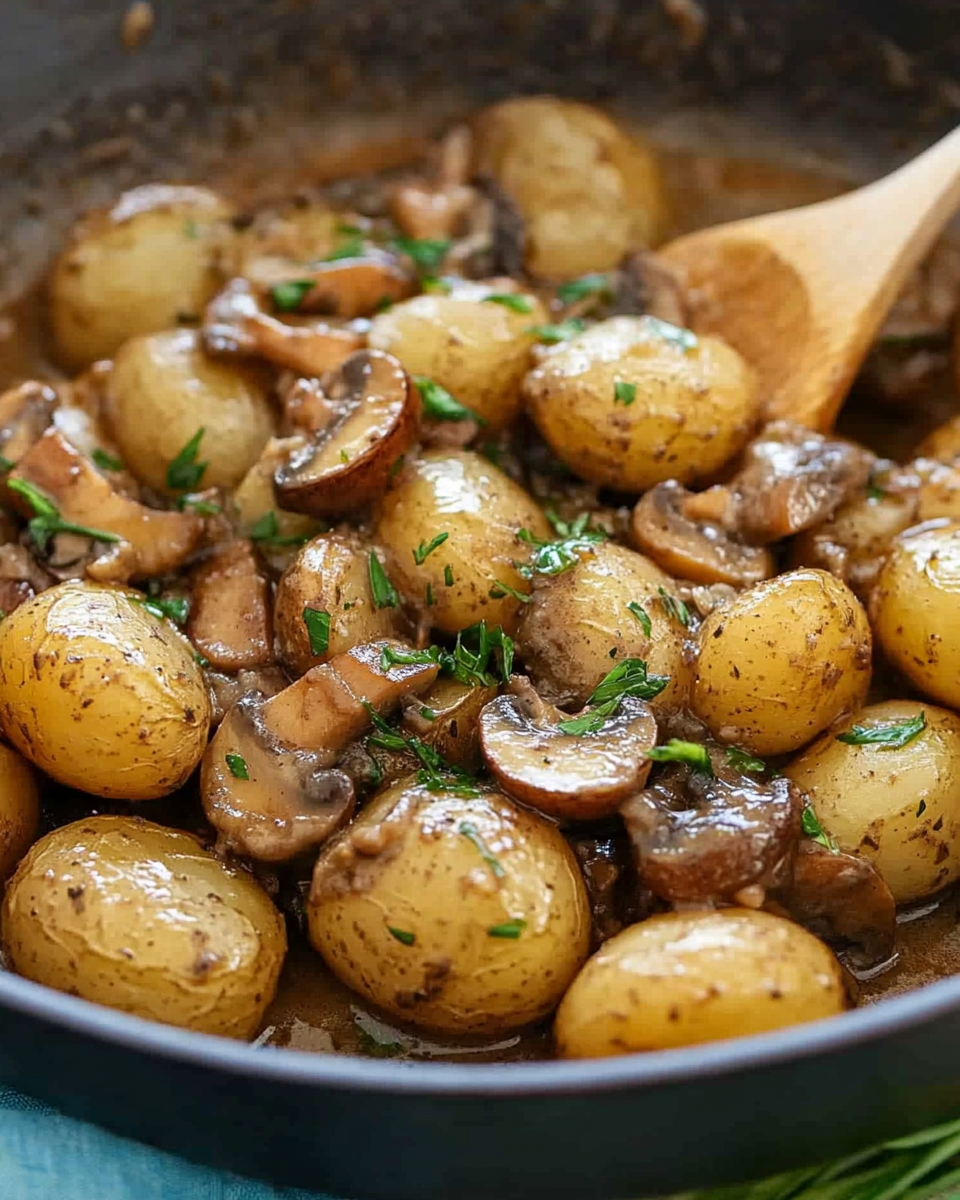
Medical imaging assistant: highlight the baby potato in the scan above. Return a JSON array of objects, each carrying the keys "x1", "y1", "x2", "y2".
[
  {"x1": 524, "y1": 317, "x2": 759, "y2": 492},
  {"x1": 0, "y1": 581, "x2": 211, "y2": 800},
  {"x1": 107, "y1": 329, "x2": 275, "y2": 494},
  {"x1": 472, "y1": 96, "x2": 668, "y2": 278},
  {"x1": 308, "y1": 779, "x2": 590, "y2": 1035},
  {"x1": 367, "y1": 283, "x2": 546, "y2": 429},
  {"x1": 2, "y1": 816, "x2": 286, "y2": 1038},
  {"x1": 693, "y1": 568, "x2": 872, "y2": 756},
  {"x1": 786, "y1": 701, "x2": 960, "y2": 905},
  {"x1": 50, "y1": 184, "x2": 234, "y2": 370},
  {"x1": 872, "y1": 522, "x2": 960, "y2": 709},
  {"x1": 274, "y1": 532, "x2": 406, "y2": 675},
  {"x1": 516, "y1": 540, "x2": 693, "y2": 714},
  {"x1": 375, "y1": 449, "x2": 551, "y2": 636},
  {"x1": 555, "y1": 909, "x2": 850, "y2": 1058},
  {"x1": 0, "y1": 744, "x2": 40, "y2": 882}
]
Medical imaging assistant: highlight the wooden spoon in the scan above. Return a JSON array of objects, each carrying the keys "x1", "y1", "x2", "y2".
[{"x1": 659, "y1": 124, "x2": 960, "y2": 430}]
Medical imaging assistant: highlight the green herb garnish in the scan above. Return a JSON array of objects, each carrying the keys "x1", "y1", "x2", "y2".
[
  {"x1": 484, "y1": 293, "x2": 533, "y2": 314},
  {"x1": 647, "y1": 740, "x2": 714, "y2": 775},
  {"x1": 368, "y1": 552, "x2": 399, "y2": 609},
  {"x1": 135, "y1": 595, "x2": 190, "y2": 626},
  {"x1": 302, "y1": 607, "x2": 331, "y2": 657},
  {"x1": 0, "y1": 454, "x2": 13, "y2": 472},
  {"x1": 446, "y1": 621, "x2": 513, "y2": 686},
  {"x1": 725, "y1": 746, "x2": 767, "y2": 774},
  {"x1": 270, "y1": 280, "x2": 315, "y2": 312},
  {"x1": 459, "y1": 821, "x2": 505, "y2": 879},
  {"x1": 387, "y1": 927, "x2": 416, "y2": 946},
  {"x1": 487, "y1": 919, "x2": 526, "y2": 939},
  {"x1": 489, "y1": 579, "x2": 532, "y2": 603},
  {"x1": 658, "y1": 586, "x2": 691, "y2": 628},
  {"x1": 556, "y1": 273, "x2": 612, "y2": 306},
  {"x1": 225, "y1": 753, "x2": 249, "y2": 780},
  {"x1": 249, "y1": 510, "x2": 312, "y2": 547},
  {"x1": 363, "y1": 702, "x2": 480, "y2": 797},
  {"x1": 6, "y1": 478, "x2": 120, "y2": 554},
  {"x1": 526, "y1": 319, "x2": 585, "y2": 344},
  {"x1": 324, "y1": 236, "x2": 365, "y2": 261},
  {"x1": 425, "y1": 582, "x2": 435, "y2": 607},
  {"x1": 642, "y1": 316, "x2": 698, "y2": 352},
  {"x1": 627, "y1": 601, "x2": 652, "y2": 637},
  {"x1": 557, "y1": 658, "x2": 670, "y2": 735},
  {"x1": 413, "y1": 532, "x2": 449, "y2": 565},
  {"x1": 391, "y1": 236, "x2": 450, "y2": 273},
  {"x1": 165, "y1": 429, "x2": 208, "y2": 492},
  {"x1": 420, "y1": 276, "x2": 452, "y2": 295},
  {"x1": 379, "y1": 644, "x2": 445, "y2": 673},
  {"x1": 176, "y1": 494, "x2": 221, "y2": 515},
  {"x1": 801, "y1": 805, "x2": 839, "y2": 853},
  {"x1": 92, "y1": 448, "x2": 123, "y2": 472},
  {"x1": 194, "y1": 651, "x2": 210, "y2": 668},
  {"x1": 413, "y1": 375, "x2": 484, "y2": 425},
  {"x1": 517, "y1": 514, "x2": 605, "y2": 578},
  {"x1": 443, "y1": 564, "x2": 454, "y2": 587},
  {"x1": 613, "y1": 380, "x2": 637, "y2": 406},
  {"x1": 837, "y1": 712, "x2": 926, "y2": 750}
]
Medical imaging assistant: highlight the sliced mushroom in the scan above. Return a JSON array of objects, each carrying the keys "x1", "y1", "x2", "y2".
[
  {"x1": 0, "y1": 382, "x2": 57, "y2": 466},
  {"x1": 391, "y1": 126, "x2": 476, "y2": 242},
  {"x1": 631, "y1": 480, "x2": 774, "y2": 587},
  {"x1": 479, "y1": 676, "x2": 658, "y2": 822},
  {"x1": 280, "y1": 376, "x2": 340, "y2": 436},
  {"x1": 202, "y1": 639, "x2": 439, "y2": 861},
  {"x1": 203, "y1": 278, "x2": 364, "y2": 376},
  {"x1": 10, "y1": 428, "x2": 203, "y2": 581},
  {"x1": 205, "y1": 665, "x2": 289, "y2": 727},
  {"x1": 257, "y1": 249, "x2": 414, "y2": 319},
  {"x1": 274, "y1": 350, "x2": 421, "y2": 517},
  {"x1": 621, "y1": 749, "x2": 804, "y2": 905},
  {"x1": 613, "y1": 252, "x2": 689, "y2": 327},
  {"x1": 768, "y1": 839, "x2": 896, "y2": 971},
  {"x1": 0, "y1": 543, "x2": 54, "y2": 616},
  {"x1": 734, "y1": 421, "x2": 874, "y2": 543},
  {"x1": 187, "y1": 539, "x2": 273, "y2": 671}
]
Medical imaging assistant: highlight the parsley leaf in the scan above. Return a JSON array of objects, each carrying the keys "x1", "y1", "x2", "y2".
[
  {"x1": 6, "y1": 478, "x2": 121, "y2": 554},
  {"x1": 249, "y1": 510, "x2": 313, "y2": 548},
  {"x1": 134, "y1": 595, "x2": 190, "y2": 626},
  {"x1": 658, "y1": 586, "x2": 691, "y2": 628},
  {"x1": 459, "y1": 821, "x2": 505, "y2": 878},
  {"x1": 324, "y1": 236, "x2": 365, "y2": 261},
  {"x1": 446, "y1": 621, "x2": 514, "y2": 686},
  {"x1": 387, "y1": 927, "x2": 416, "y2": 946},
  {"x1": 487, "y1": 919, "x2": 526, "y2": 939},
  {"x1": 368, "y1": 552, "x2": 399, "y2": 609},
  {"x1": 627, "y1": 600, "x2": 652, "y2": 637},
  {"x1": 363, "y1": 701, "x2": 480, "y2": 797},
  {"x1": 557, "y1": 658, "x2": 670, "y2": 735},
  {"x1": 225, "y1": 753, "x2": 249, "y2": 780},
  {"x1": 516, "y1": 520, "x2": 605, "y2": 578},
  {"x1": 837, "y1": 712, "x2": 926, "y2": 750},
  {"x1": 391, "y1": 236, "x2": 450, "y2": 273},
  {"x1": 302, "y1": 607, "x2": 331, "y2": 657},
  {"x1": 177, "y1": 494, "x2": 221, "y2": 515},
  {"x1": 92, "y1": 448, "x2": 123, "y2": 472},
  {"x1": 165, "y1": 429, "x2": 208, "y2": 492},
  {"x1": 556, "y1": 273, "x2": 612, "y2": 306},
  {"x1": 484, "y1": 293, "x2": 533, "y2": 314},
  {"x1": 379, "y1": 644, "x2": 445, "y2": 673},
  {"x1": 413, "y1": 375, "x2": 484, "y2": 424},
  {"x1": 0, "y1": 454, "x2": 13, "y2": 472},
  {"x1": 647, "y1": 740, "x2": 714, "y2": 775},
  {"x1": 526, "y1": 319, "x2": 585, "y2": 344},
  {"x1": 801, "y1": 805, "x2": 839, "y2": 853},
  {"x1": 270, "y1": 280, "x2": 315, "y2": 312},
  {"x1": 443, "y1": 564, "x2": 454, "y2": 587},
  {"x1": 613, "y1": 381, "x2": 637, "y2": 406},
  {"x1": 489, "y1": 579, "x2": 532, "y2": 603},
  {"x1": 413, "y1": 532, "x2": 449, "y2": 565},
  {"x1": 725, "y1": 746, "x2": 768, "y2": 774}
]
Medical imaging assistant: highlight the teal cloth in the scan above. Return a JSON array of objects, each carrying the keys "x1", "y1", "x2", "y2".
[{"x1": 0, "y1": 1085, "x2": 322, "y2": 1200}]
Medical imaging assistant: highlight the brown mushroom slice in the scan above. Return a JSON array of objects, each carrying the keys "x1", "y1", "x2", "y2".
[
  {"x1": 0, "y1": 382, "x2": 57, "y2": 466},
  {"x1": 479, "y1": 679, "x2": 657, "y2": 822},
  {"x1": 188, "y1": 539, "x2": 273, "y2": 671},
  {"x1": 621, "y1": 754, "x2": 804, "y2": 905},
  {"x1": 10, "y1": 428, "x2": 203, "y2": 581},
  {"x1": 0, "y1": 543, "x2": 54, "y2": 616},
  {"x1": 205, "y1": 665, "x2": 289, "y2": 728},
  {"x1": 203, "y1": 278, "x2": 363, "y2": 376},
  {"x1": 613, "y1": 252, "x2": 689, "y2": 327},
  {"x1": 768, "y1": 840, "x2": 896, "y2": 972},
  {"x1": 631, "y1": 481, "x2": 774, "y2": 587},
  {"x1": 202, "y1": 639, "x2": 439, "y2": 861},
  {"x1": 734, "y1": 421, "x2": 874, "y2": 543},
  {"x1": 274, "y1": 350, "x2": 420, "y2": 517},
  {"x1": 400, "y1": 676, "x2": 498, "y2": 770},
  {"x1": 391, "y1": 125, "x2": 476, "y2": 242},
  {"x1": 263, "y1": 250, "x2": 414, "y2": 319}
]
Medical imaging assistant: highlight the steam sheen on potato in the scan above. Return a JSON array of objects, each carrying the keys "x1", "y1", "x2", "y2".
[
  {"x1": 2, "y1": 816, "x2": 286, "y2": 1038},
  {"x1": 308, "y1": 779, "x2": 591, "y2": 1035},
  {"x1": 0, "y1": 581, "x2": 211, "y2": 799}
]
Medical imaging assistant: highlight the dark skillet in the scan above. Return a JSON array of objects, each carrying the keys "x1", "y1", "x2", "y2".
[{"x1": 2, "y1": 1, "x2": 960, "y2": 1196}]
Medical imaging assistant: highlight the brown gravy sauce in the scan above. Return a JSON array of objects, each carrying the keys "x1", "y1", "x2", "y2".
[{"x1": 2, "y1": 139, "x2": 958, "y2": 1061}]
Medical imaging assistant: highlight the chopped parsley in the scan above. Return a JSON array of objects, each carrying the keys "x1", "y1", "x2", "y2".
[
  {"x1": 363, "y1": 703, "x2": 480, "y2": 797},
  {"x1": 413, "y1": 532, "x2": 449, "y2": 565},
  {"x1": 302, "y1": 607, "x2": 331, "y2": 657},
  {"x1": 647, "y1": 740, "x2": 714, "y2": 775},
  {"x1": 459, "y1": 821, "x2": 505, "y2": 879},
  {"x1": 557, "y1": 658, "x2": 669, "y2": 735},
  {"x1": 270, "y1": 280, "x2": 315, "y2": 312},
  {"x1": 6, "y1": 478, "x2": 120, "y2": 554},
  {"x1": 484, "y1": 293, "x2": 533, "y2": 314},
  {"x1": 725, "y1": 746, "x2": 767, "y2": 774},
  {"x1": 419, "y1": 707, "x2": 437, "y2": 721},
  {"x1": 801, "y1": 805, "x2": 839, "y2": 853},
  {"x1": 0, "y1": 454, "x2": 13, "y2": 472},
  {"x1": 225, "y1": 753, "x2": 249, "y2": 780},
  {"x1": 339, "y1": 449, "x2": 350, "y2": 464},
  {"x1": 658, "y1": 586, "x2": 692, "y2": 628},
  {"x1": 134, "y1": 595, "x2": 190, "y2": 626},
  {"x1": 249, "y1": 510, "x2": 313, "y2": 548},
  {"x1": 324, "y1": 236, "x2": 365, "y2": 261},
  {"x1": 613, "y1": 381, "x2": 637, "y2": 406},
  {"x1": 379, "y1": 644, "x2": 445, "y2": 672},
  {"x1": 387, "y1": 927, "x2": 416, "y2": 946},
  {"x1": 413, "y1": 375, "x2": 484, "y2": 425},
  {"x1": 556, "y1": 273, "x2": 612, "y2": 306},
  {"x1": 526, "y1": 319, "x2": 585, "y2": 344},
  {"x1": 447, "y1": 621, "x2": 513, "y2": 686},
  {"x1": 92, "y1": 448, "x2": 123, "y2": 472},
  {"x1": 368, "y1": 552, "x2": 399, "y2": 609},
  {"x1": 627, "y1": 601, "x2": 652, "y2": 637},
  {"x1": 177, "y1": 494, "x2": 221, "y2": 515},
  {"x1": 517, "y1": 514, "x2": 604, "y2": 578},
  {"x1": 165, "y1": 429, "x2": 208, "y2": 492},
  {"x1": 420, "y1": 276, "x2": 452, "y2": 295},
  {"x1": 837, "y1": 712, "x2": 926, "y2": 750},
  {"x1": 443, "y1": 564, "x2": 455, "y2": 587},
  {"x1": 425, "y1": 582, "x2": 436, "y2": 607},
  {"x1": 642, "y1": 317, "x2": 698, "y2": 352},
  {"x1": 487, "y1": 919, "x2": 526, "y2": 939},
  {"x1": 391, "y1": 236, "x2": 450, "y2": 273},
  {"x1": 194, "y1": 651, "x2": 210, "y2": 668},
  {"x1": 489, "y1": 579, "x2": 532, "y2": 603}
]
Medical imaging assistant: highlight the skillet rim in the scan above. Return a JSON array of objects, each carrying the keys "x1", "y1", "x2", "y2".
[{"x1": 1, "y1": 959, "x2": 959, "y2": 1095}]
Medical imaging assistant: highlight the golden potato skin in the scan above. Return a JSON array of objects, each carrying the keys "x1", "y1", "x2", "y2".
[
  {"x1": 107, "y1": 329, "x2": 275, "y2": 494},
  {"x1": 555, "y1": 909, "x2": 850, "y2": 1058},
  {"x1": 369, "y1": 286, "x2": 546, "y2": 430},
  {"x1": 274, "y1": 532, "x2": 406, "y2": 675},
  {"x1": 0, "y1": 581, "x2": 211, "y2": 800},
  {"x1": 50, "y1": 184, "x2": 234, "y2": 369},
  {"x1": 872, "y1": 522, "x2": 960, "y2": 709},
  {"x1": 375, "y1": 449, "x2": 551, "y2": 636},
  {"x1": 786, "y1": 702, "x2": 960, "y2": 904},
  {"x1": 0, "y1": 744, "x2": 40, "y2": 881},
  {"x1": 308, "y1": 780, "x2": 591, "y2": 1035},
  {"x1": 524, "y1": 317, "x2": 759, "y2": 492},
  {"x1": 516, "y1": 541, "x2": 693, "y2": 714},
  {"x1": 693, "y1": 569, "x2": 872, "y2": 756},
  {"x1": 472, "y1": 97, "x2": 668, "y2": 278},
  {"x1": 2, "y1": 816, "x2": 286, "y2": 1039}
]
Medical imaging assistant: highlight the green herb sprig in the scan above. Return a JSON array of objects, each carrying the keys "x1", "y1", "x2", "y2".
[
  {"x1": 413, "y1": 376, "x2": 484, "y2": 425},
  {"x1": 837, "y1": 712, "x2": 926, "y2": 750},
  {"x1": 165, "y1": 429, "x2": 208, "y2": 492},
  {"x1": 6, "y1": 478, "x2": 120, "y2": 554},
  {"x1": 557, "y1": 658, "x2": 669, "y2": 736},
  {"x1": 647, "y1": 739, "x2": 714, "y2": 775}
]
